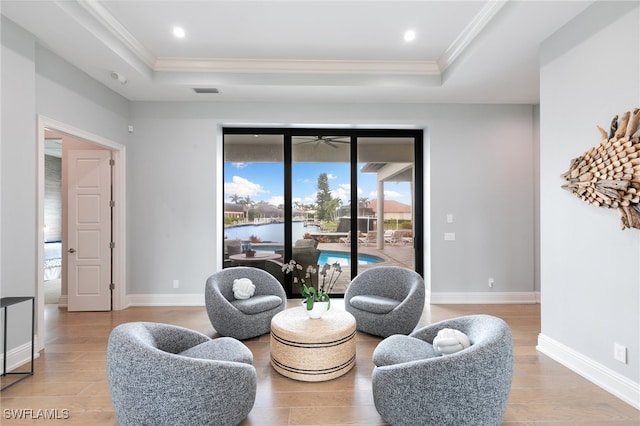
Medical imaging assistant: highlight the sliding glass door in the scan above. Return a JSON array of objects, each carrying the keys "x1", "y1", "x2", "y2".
[
  {"x1": 223, "y1": 128, "x2": 422, "y2": 297},
  {"x1": 357, "y1": 136, "x2": 416, "y2": 277},
  {"x1": 291, "y1": 135, "x2": 351, "y2": 294},
  {"x1": 222, "y1": 133, "x2": 284, "y2": 266}
]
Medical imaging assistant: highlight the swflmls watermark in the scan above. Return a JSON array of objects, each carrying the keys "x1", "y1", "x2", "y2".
[{"x1": 3, "y1": 408, "x2": 70, "y2": 420}]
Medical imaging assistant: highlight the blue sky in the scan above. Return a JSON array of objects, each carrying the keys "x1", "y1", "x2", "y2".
[{"x1": 224, "y1": 161, "x2": 411, "y2": 207}]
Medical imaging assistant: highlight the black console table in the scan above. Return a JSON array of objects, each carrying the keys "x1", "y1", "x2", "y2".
[{"x1": 1, "y1": 296, "x2": 35, "y2": 391}]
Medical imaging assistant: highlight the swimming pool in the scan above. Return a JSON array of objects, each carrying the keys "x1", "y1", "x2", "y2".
[
  {"x1": 319, "y1": 251, "x2": 384, "y2": 266},
  {"x1": 251, "y1": 244, "x2": 384, "y2": 265}
]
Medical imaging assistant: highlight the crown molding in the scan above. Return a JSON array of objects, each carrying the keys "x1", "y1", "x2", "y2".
[
  {"x1": 72, "y1": 0, "x2": 502, "y2": 80},
  {"x1": 438, "y1": 0, "x2": 508, "y2": 71},
  {"x1": 154, "y1": 57, "x2": 441, "y2": 76},
  {"x1": 76, "y1": 0, "x2": 157, "y2": 68},
  {"x1": 71, "y1": 0, "x2": 443, "y2": 79}
]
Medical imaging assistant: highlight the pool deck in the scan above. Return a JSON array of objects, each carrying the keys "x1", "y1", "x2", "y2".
[{"x1": 315, "y1": 241, "x2": 415, "y2": 294}]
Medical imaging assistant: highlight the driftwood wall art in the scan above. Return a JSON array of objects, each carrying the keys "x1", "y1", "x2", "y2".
[{"x1": 561, "y1": 108, "x2": 640, "y2": 230}]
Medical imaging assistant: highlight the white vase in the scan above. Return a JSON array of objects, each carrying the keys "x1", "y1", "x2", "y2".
[{"x1": 305, "y1": 301, "x2": 329, "y2": 319}]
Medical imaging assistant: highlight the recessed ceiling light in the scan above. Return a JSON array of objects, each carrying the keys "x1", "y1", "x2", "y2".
[
  {"x1": 404, "y1": 29, "x2": 416, "y2": 42},
  {"x1": 173, "y1": 26, "x2": 185, "y2": 39}
]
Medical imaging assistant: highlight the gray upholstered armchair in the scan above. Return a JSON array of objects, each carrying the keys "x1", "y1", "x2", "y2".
[
  {"x1": 371, "y1": 314, "x2": 514, "y2": 426},
  {"x1": 107, "y1": 322, "x2": 256, "y2": 426},
  {"x1": 344, "y1": 266, "x2": 426, "y2": 337},
  {"x1": 205, "y1": 266, "x2": 286, "y2": 340}
]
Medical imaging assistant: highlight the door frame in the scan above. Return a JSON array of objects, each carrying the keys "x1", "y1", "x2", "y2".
[{"x1": 36, "y1": 115, "x2": 127, "y2": 350}]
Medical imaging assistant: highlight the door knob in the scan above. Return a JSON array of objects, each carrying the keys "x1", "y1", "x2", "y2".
[{"x1": 68, "y1": 248, "x2": 76, "y2": 253}]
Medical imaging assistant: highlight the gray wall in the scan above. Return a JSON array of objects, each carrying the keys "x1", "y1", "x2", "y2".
[
  {"x1": 1, "y1": 15, "x2": 130, "y2": 357},
  {"x1": 540, "y1": 1, "x2": 639, "y2": 383},
  {"x1": 35, "y1": 45, "x2": 130, "y2": 144},
  {"x1": 1, "y1": 17, "x2": 37, "y2": 351},
  {"x1": 128, "y1": 102, "x2": 535, "y2": 299}
]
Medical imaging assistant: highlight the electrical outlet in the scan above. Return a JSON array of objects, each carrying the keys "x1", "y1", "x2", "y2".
[
  {"x1": 444, "y1": 232, "x2": 456, "y2": 241},
  {"x1": 488, "y1": 278, "x2": 494, "y2": 288},
  {"x1": 173, "y1": 279, "x2": 179, "y2": 289},
  {"x1": 614, "y1": 343, "x2": 627, "y2": 364}
]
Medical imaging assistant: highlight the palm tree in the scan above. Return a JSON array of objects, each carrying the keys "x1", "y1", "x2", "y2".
[
  {"x1": 240, "y1": 196, "x2": 254, "y2": 222},
  {"x1": 358, "y1": 197, "x2": 370, "y2": 216}
]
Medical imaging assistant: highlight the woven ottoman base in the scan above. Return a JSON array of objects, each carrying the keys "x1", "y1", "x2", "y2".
[{"x1": 270, "y1": 307, "x2": 356, "y2": 382}]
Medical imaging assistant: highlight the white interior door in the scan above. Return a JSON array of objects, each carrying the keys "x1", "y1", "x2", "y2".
[{"x1": 67, "y1": 149, "x2": 112, "y2": 311}]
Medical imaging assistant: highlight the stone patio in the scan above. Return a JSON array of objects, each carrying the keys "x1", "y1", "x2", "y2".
[{"x1": 315, "y1": 241, "x2": 415, "y2": 294}]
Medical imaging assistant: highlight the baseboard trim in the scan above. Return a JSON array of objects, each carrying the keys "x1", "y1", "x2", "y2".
[
  {"x1": 125, "y1": 292, "x2": 540, "y2": 306},
  {"x1": 0, "y1": 340, "x2": 40, "y2": 374},
  {"x1": 430, "y1": 291, "x2": 539, "y2": 304},
  {"x1": 125, "y1": 293, "x2": 205, "y2": 307},
  {"x1": 537, "y1": 333, "x2": 640, "y2": 410}
]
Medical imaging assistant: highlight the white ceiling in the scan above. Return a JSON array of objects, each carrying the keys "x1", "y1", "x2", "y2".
[{"x1": 1, "y1": 0, "x2": 594, "y2": 104}]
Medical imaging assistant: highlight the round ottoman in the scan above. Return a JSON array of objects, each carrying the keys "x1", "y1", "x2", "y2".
[{"x1": 270, "y1": 307, "x2": 356, "y2": 382}]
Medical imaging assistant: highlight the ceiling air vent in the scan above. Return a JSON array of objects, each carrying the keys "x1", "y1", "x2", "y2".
[{"x1": 193, "y1": 88, "x2": 219, "y2": 94}]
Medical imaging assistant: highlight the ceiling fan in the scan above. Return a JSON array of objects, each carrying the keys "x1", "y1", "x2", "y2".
[{"x1": 293, "y1": 136, "x2": 350, "y2": 148}]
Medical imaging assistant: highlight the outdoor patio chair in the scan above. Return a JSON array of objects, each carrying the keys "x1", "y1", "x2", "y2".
[
  {"x1": 294, "y1": 238, "x2": 318, "y2": 248},
  {"x1": 263, "y1": 245, "x2": 321, "y2": 292},
  {"x1": 361, "y1": 231, "x2": 377, "y2": 246},
  {"x1": 223, "y1": 239, "x2": 242, "y2": 268},
  {"x1": 339, "y1": 231, "x2": 353, "y2": 246},
  {"x1": 385, "y1": 230, "x2": 408, "y2": 246}
]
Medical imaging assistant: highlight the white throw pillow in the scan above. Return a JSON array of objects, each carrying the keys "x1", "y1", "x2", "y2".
[
  {"x1": 433, "y1": 328, "x2": 471, "y2": 355},
  {"x1": 232, "y1": 278, "x2": 255, "y2": 300}
]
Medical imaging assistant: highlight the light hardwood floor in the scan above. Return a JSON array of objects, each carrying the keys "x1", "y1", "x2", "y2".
[{"x1": 1, "y1": 302, "x2": 638, "y2": 425}]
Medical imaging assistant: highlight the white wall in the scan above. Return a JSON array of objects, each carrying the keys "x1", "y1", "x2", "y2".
[
  {"x1": 1, "y1": 16, "x2": 37, "y2": 358},
  {"x1": 1, "y1": 16, "x2": 130, "y2": 361},
  {"x1": 427, "y1": 105, "x2": 535, "y2": 299},
  {"x1": 539, "y1": 0, "x2": 639, "y2": 403},
  {"x1": 35, "y1": 46, "x2": 130, "y2": 144},
  {"x1": 127, "y1": 102, "x2": 536, "y2": 304}
]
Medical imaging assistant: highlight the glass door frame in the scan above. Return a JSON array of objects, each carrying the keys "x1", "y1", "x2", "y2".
[{"x1": 223, "y1": 127, "x2": 424, "y2": 297}]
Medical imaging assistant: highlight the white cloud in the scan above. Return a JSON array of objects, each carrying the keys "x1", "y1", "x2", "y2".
[
  {"x1": 332, "y1": 183, "x2": 351, "y2": 202},
  {"x1": 268, "y1": 195, "x2": 284, "y2": 206},
  {"x1": 384, "y1": 190, "x2": 404, "y2": 198},
  {"x1": 365, "y1": 189, "x2": 405, "y2": 199},
  {"x1": 224, "y1": 176, "x2": 267, "y2": 198},
  {"x1": 292, "y1": 194, "x2": 318, "y2": 205},
  {"x1": 326, "y1": 173, "x2": 337, "y2": 180},
  {"x1": 303, "y1": 193, "x2": 318, "y2": 204},
  {"x1": 231, "y1": 162, "x2": 247, "y2": 169}
]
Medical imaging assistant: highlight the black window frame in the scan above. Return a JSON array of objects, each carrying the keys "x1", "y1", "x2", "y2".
[{"x1": 222, "y1": 127, "x2": 424, "y2": 297}]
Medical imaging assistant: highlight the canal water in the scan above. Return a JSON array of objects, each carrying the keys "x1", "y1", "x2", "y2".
[{"x1": 224, "y1": 221, "x2": 319, "y2": 242}]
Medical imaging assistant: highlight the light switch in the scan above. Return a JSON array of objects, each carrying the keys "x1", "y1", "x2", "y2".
[{"x1": 446, "y1": 214, "x2": 454, "y2": 223}]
